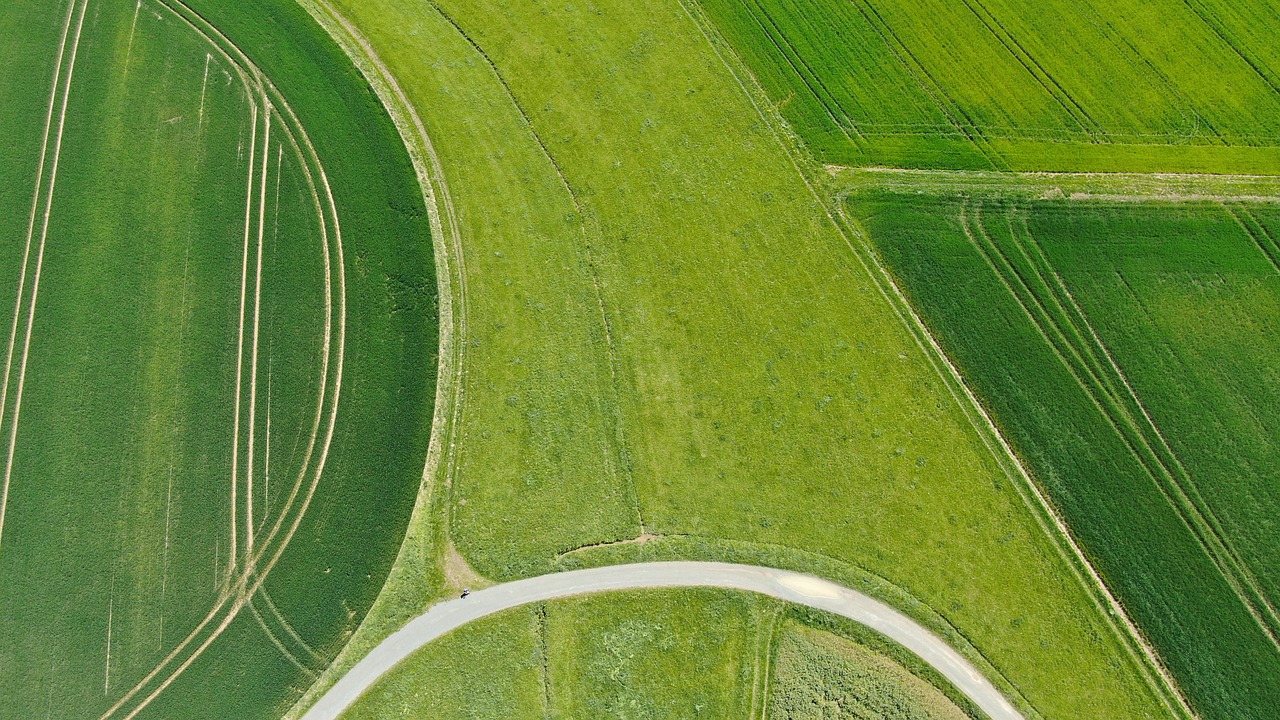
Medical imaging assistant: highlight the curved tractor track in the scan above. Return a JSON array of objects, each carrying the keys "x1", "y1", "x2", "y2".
[{"x1": 81, "y1": 1, "x2": 346, "y2": 718}]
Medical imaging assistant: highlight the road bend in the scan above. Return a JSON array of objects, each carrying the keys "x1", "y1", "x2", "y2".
[{"x1": 300, "y1": 561, "x2": 1024, "y2": 720}]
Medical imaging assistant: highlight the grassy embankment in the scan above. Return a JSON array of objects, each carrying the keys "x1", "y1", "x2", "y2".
[
  {"x1": 341, "y1": 589, "x2": 973, "y2": 720},
  {"x1": 0, "y1": 0, "x2": 434, "y2": 717},
  {"x1": 294, "y1": 0, "x2": 1177, "y2": 717},
  {"x1": 852, "y1": 191, "x2": 1280, "y2": 718},
  {"x1": 698, "y1": 0, "x2": 1280, "y2": 173}
]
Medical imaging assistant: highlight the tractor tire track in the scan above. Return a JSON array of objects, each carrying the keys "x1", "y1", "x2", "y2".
[
  {"x1": 0, "y1": 0, "x2": 90, "y2": 557},
  {"x1": 96, "y1": 1, "x2": 347, "y2": 715},
  {"x1": 962, "y1": 202, "x2": 1280, "y2": 653},
  {"x1": 676, "y1": 4, "x2": 1191, "y2": 716}
]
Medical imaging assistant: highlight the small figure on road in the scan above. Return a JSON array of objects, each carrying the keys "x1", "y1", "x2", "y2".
[{"x1": 460, "y1": 588, "x2": 471, "y2": 599}]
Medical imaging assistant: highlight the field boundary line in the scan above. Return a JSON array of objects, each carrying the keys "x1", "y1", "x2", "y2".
[
  {"x1": 283, "y1": 2, "x2": 472, "y2": 715},
  {"x1": 964, "y1": 202, "x2": 1280, "y2": 652},
  {"x1": 290, "y1": 0, "x2": 467, "y2": 527},
  {"x1": 1002, "y1": 206, "x2": 1280, "y2": 647},
  {"x1": 675, "y1": 3, "x2": 1195, "y2": 716},
  {"x1": 291, "y1": 0, "x2": 469, "y2": 532},
  {"x1": 831, "y1": 165, "x2": 1280, "y2": 203}
]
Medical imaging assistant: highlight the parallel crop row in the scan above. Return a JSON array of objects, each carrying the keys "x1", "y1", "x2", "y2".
[
  {"x1": 856, "y1": 193, "x2": 1280, "y2": 720},
  {"x1": 697, "y1": 0, "x2": 1280, "y2": 172}
]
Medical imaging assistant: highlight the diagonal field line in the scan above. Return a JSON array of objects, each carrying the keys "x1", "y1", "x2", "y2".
[
  {"x1": 0, "y1": 0, "x2": 89, "y2": 558},
  {"x1": 657, "y1": 4, "x2": 1194, "y2": 718},
  {"x1": 1012, "y1": 210, "x2": 1280, "y2": 642},
  {"x1": 964, "y1": 202, "x2": 1280, "y2": 652}
]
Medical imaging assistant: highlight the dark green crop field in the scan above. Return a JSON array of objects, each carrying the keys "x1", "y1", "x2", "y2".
[
  {"x1": 0, "y1": 0, "x2": 434, "y2": 718},
  {"x1": 699, "y1": 0, "x2": 1280, "y2": 172},
  {"x1": 854, "y1": 192, "x2": 1280, "y2": 719}
]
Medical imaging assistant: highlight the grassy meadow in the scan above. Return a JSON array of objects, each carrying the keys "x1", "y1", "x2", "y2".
[
  {"x1": 697, "y1": 0, "x2": 1280, "y2": 172},
  {"x1": 300, "y1": 0, "x2": 1180, "y2": 717},
  {"x1": 772, "y1": 622, "x2": 970, "y2": 720},
  {"x1": 341, "y1": 589, "x2": 972, "y2": 720},
  {"x1": 853, "y1": 192, "x2": 1280, "y2": 719},
  {"x1": 0, "y1": 0, "x2": 434, "y2": 717}
]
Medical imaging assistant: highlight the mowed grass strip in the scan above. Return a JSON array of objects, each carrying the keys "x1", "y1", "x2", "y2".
[
  {"x1": 854, "y1": 192, "x2": 1280, "y2": 719},
  {"x1": 696, "y1": 0, "x2": 1280, "y2": 172},
  {"x1": 316, "y1": 0, "x2": 1171, "y2": 717}
]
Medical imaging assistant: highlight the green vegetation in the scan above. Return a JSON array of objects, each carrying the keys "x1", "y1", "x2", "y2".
[
  {"x1": 342, "y1": 605, "x2": 547, "y2": 720},
  {"x1": 698, "y1": 0, "x2": 1280, "y2": 172},
  {"x1": 853, "y1": 191, "x2": 1280, "y2": 719},
  {"x1": 294, "y1": 0, "x2": 1178, "y2": 717},
  {"x1": 0, "y1": 0, "x2": 433, "y2": 717},
  {"x1": 772, "y1": 623, "x2": 969, "y2": 720},
  {"x1": 543, "y1": 590, "x2": 766, "y2": 718},
  {"x1": 342, "y1": 589, "x2": 972, "y2": 720}
]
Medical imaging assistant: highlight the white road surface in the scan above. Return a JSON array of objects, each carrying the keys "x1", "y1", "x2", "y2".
[{"x1": 300, "y1": 561, "x2": 1024, "y2": 720}]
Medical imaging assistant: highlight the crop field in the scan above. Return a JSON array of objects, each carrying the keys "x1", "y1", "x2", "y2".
[
  {"x1": 292, "y1": 1, "x2": 1183, "y2": 718},
  {"x1": 340, "y1": 589, "x2": 973, "y2": 720},
  {"x1": 0, "y1": 0, "x2": 434, "y2": 718},
  {"x1": 697, "y1": 0, "x2": 1280, "y2": 172},
  {"x1": 852, "y1": 191, "x2": 1280, "y2": 719},
  {"x1": 7, "y1": 0, "x2": 1268, "y2": 717}
]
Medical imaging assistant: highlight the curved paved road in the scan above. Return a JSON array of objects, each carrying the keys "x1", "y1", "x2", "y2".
[{"x1": 301, "y1": 562, "x2": 1024, "y2": 720}]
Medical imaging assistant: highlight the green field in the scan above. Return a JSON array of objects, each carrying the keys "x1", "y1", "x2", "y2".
[
  {"x1": 0, "y1": 0, "x2": 434, "y2": 717},
  {"x1": 289, "y1": 1, "x2": 1183, "y2": 718},
  {"x1": 341, "y1": 589, "x2": 974, "y2": 720},
  {"x1": 771, "y1": 622, "x2": 970, "y2": 720},
  {"x1": 852, "y1": 191, "x2": 1280, "y2": 718},
  {"x1": 7, "y1": 0, "x2": 1274, "y2": 717},
  {"x1": 697, "y1": 0, "x2": 1280, "y2": 172}
]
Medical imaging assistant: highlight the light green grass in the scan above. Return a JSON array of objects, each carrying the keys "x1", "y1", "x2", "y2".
[
  {"x1": 341, "y1": 605, "x2": 546, "y2": 720},
  {"x1": 772, "y1": 622, "x2": 970, "y2": 720},
  {"x1": 0, "y1": 0, "x2": 434, "y2": 717},
  {"x1": 340, "y1": 590, "x2": 981, "y2": 720},
  {"x1": 853, "y1": 190, "x2": 1280, "y2": 719},
  {"x1": 696, "y1": 0, "x2": 1280, "y2": 172},
  {"x1": 299, "y1": 0, "x2": 1175, "y2": 717}
]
